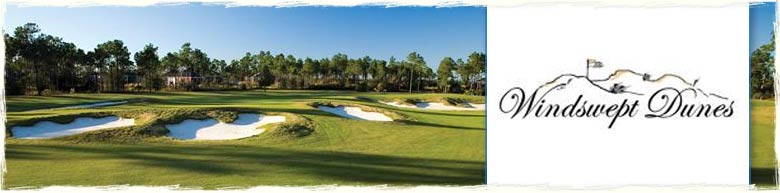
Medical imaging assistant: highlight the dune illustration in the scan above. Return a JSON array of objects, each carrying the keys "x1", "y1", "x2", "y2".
[{"x1": 536, "y1": 69, "x2": 728, "y2": 100}]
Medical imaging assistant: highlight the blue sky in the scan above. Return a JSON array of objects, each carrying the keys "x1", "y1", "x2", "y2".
[
  {"x1": 750, "y1": 2, "x2": 775, "y2": 52},
  {"x1": 4, "y1": 4, "x2": 486, "y2": 69}
]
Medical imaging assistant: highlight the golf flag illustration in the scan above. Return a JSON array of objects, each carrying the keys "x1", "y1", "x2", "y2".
[{"x1": 586, "y1": 58, "x2": 603, "y2": 78}]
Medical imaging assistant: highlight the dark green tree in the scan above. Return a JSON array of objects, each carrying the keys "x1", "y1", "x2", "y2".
[
  {"x1": 94, "y1": 40, "x2": 133, "y2": 92},
  {"x1": 437, "y1": 57, "x2": 456, "y2": 93},
  {"x1": 751, "y1": 32, "x2": 775, "y2": 99},
  {"x1": 134, "y1": 44, "x2": 161, "y2": 92}
]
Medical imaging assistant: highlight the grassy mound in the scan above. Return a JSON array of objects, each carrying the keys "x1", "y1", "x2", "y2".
[
  {"x1": 261, "y1": 112, "x2": 315, "y2": 139},
  {"x1": 308, "y1": 101, "x2": 410, "y2": 121},
  {"x1": 355, "y1": 93, "x2": 485, "y2": 108},
  {"x1": 8, "y1": 108, "x2": 317, "y2": 143},
  {"x1": 151, "y1": 108, "x2": 240, "y2": 125},
  {"x1": 379, "y1": 97, "x2": 483, "y2": 108},
  {"x1": 8, "y1": 111, "x2": 157, "y2": 142}
]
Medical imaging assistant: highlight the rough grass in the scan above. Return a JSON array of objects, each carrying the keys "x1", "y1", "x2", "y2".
[
  {"x1": 751, "y1": 99, "x2": 777, "y2": 188},
  {"x1": 4, "y1": 90, "x2": 485, "y2": 189}
]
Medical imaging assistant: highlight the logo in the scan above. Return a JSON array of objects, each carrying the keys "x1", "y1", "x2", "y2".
[{"x1": 498, "y1": 59, "x2": 735, "y2": 129}]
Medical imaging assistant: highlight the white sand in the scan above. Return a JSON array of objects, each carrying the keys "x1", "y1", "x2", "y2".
[
  {"x1": 166, "y1": 113, "x2": 286, "y2": 140},
  {"x1": 317, "y1": 106, "x2": 393, "y2": 121},
  {"x1": 380, "y1": 101, "x2": 485, "y2": 111},
  {"x1": 12, "y1": 116, "x2": 136, "y2": 139}
]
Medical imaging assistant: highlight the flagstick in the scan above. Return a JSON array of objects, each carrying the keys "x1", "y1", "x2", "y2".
[{"x1": 586, "y1": 59, "x2": 589, "y2": 79}]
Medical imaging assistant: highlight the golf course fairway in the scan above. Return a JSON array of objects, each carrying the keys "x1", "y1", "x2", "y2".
[
  {"x1": 751, "y1": 99, "x2": 777, "y2": 188},
  {"x1": 4, "y1": 90, "x2": 485, "y2": 189}
]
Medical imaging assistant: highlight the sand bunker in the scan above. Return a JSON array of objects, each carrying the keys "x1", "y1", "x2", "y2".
[
  {"x1": 166, "y1": 113, "x2": 286, "y2": 140},
  {"x1": 12, "y1": 116, "x2": 135, "y2": 139},
  {"x1": 380, "y1": 101, "x2": 485, "y2": 111},
  {"x1": 317, "y1": 106, "x2": 393, "y2": 121}
]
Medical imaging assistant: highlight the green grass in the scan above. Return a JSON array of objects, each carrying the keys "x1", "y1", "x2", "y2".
[
  {"x1": 4, "y1": 90, "x2": 485, "y2": 189},
  {"x1": 752, "y1": 99, "x2": 777, "y2": 187}
]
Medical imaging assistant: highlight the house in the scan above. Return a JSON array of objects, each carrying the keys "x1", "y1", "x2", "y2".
[
  {"x1": 164, "y1": 71, "x2": 230, "y2": 89},
  {"x1": 165, "y1": 71, "x2": 201, "y2": 88}
]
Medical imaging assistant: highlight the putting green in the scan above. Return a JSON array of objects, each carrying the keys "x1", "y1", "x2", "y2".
[{"x1": 4, "y1": 90, "x2": 485, "y2": 189}]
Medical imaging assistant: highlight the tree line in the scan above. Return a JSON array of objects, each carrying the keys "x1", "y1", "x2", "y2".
[
  {"x1": 5, "y1": 23, "x2": 486, "y2": 96},
  {"x1": 751, "y1": 32, "x2": 774, "y2": 99}
]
